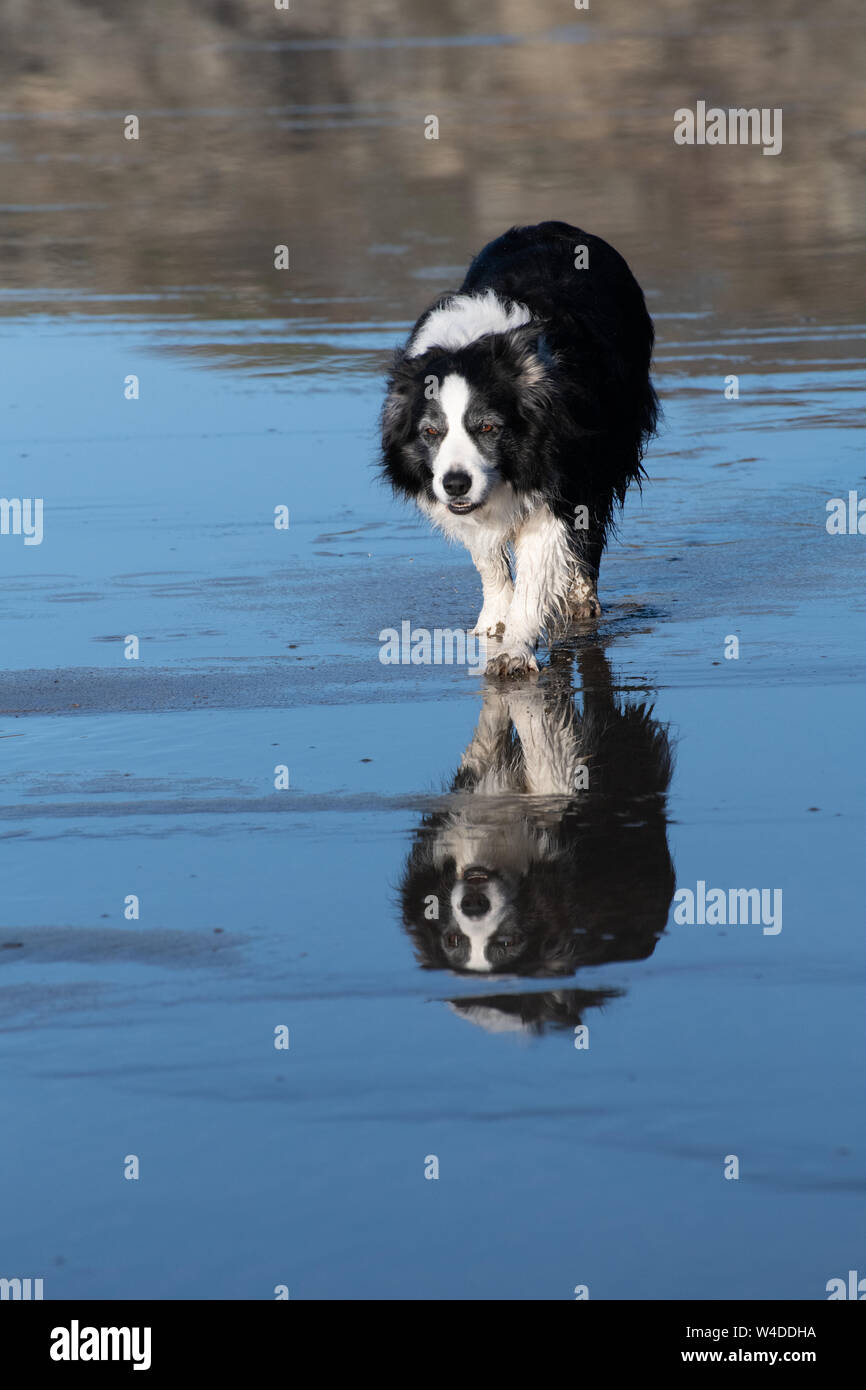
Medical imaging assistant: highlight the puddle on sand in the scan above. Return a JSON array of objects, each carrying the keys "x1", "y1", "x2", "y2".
[{"x1": 0, "y1": 0, "x2": 864, "y2": 1299}]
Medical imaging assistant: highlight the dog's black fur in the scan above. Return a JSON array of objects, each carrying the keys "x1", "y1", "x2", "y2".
[
  {"x1": 381, "y1": 221, "x2": 658, "y2": 600},
  {"x1": 399, "y1": 647, "x2": 676, "y2": 1002}
]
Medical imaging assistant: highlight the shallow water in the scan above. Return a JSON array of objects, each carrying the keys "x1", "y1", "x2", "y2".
[{"x1": 1, "y1": 1, "x2": 865, "y2": 1299}]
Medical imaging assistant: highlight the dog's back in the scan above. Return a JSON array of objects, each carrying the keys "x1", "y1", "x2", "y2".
[
  {"x1": 461, "y1": 221, "x2": 648, "y2": 340},
  {"x1": 460, "y1": 220, "x2": 658, "y2": 484}
]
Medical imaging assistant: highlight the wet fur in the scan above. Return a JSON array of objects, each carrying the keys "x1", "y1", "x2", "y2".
[
  {"x1": 399, "y1": 648, "x2": 676, "y2": 999},
  {"x1": 380, "y1": 221, "x2": 658, "y2": 673}
]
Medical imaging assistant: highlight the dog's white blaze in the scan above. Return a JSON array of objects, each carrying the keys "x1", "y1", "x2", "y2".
[
  {"x1": 431, "y1": 374, "x2": 489, "y2": 505},
  {"x1": 450, "y1": 876, "x2": 512, "y2": 972},
  {"x1": 438, "y1": 374, "x2": 473, "y2": 452},
  {"x1": 456, "y1": 919, "x2": 495, "y2": 972},
  {"x1": 407, "y1": 289, "x2": 532, "y2": 358}
]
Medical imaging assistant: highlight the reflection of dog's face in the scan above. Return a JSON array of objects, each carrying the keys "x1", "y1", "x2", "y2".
[
  {"x1": 400, "y1": 661, "x2": 676, "y2": 990},
  {"x1": 419, "y1": 809, "x2": 572, "y2": 974},
  {"x1": 445, "y1": 868, "x2": 524, "y2": 973}
]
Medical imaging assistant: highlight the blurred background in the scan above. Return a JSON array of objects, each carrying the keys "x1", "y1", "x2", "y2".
[{"x1": 1, "y1": 0, "x2": 863, "y2": 328}]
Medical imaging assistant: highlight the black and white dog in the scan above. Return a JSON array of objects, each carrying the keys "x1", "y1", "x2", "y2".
[
  {"x1": 399, "y1": 645, "x2": 675, "y2": 987},
  {"x1": 380, "y1": 221, "x2": 658, "y2": 676}
]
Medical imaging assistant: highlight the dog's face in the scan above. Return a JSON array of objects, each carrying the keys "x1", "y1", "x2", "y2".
[
  {"x1": 444, "y1": 865, "x2": 527, "y2": 972},
  {"x1": 404, "y1": 792, "x2": 675, "y2": 978},
  {"x1": 381, "y1": 325, "x2": 555, "y2": 518},
  {"x1": 404, "y1": 829, "x2": 588, "y2": 978},
  {"x1": 415, "y1": 373, "x2": 505, "y2": 516}
]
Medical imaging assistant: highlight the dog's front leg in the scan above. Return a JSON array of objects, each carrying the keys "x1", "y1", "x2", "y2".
[
  {"x1": 458, "y1": 685, "x2": 512, "y2": 782},
  {"x1": 487, "y1": 508, "x2": 574, "y2": 678},
  {"x1": 469, "y1": 540, "x2": 513, "y2": 638},
  {"x1": 506, "y1": 686, "x2": 584, "y2": 796}
]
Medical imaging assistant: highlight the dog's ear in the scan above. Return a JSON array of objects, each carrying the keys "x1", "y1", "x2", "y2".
[
  {"x1": 400, "y1": 838, "x2": 454, "y2": 970},
  {"x1": 500, "y1": 325, "x2": 558, "y2": 416},
  {"x1": 381, "y1": 356, "x2": 417, "y2": 451}
]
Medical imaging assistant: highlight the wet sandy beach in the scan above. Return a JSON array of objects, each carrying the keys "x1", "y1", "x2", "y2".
[{"x1": 1, "y1": 1, "x2": 865, "y2": 1299}]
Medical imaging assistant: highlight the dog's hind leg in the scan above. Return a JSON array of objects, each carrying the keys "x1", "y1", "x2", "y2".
[
  {"x1": 567, "y1": 533, "x2": 603, "y2": 620},
  {"x1": 567, "y1": 570, "x2": 602, "y2": 619}
]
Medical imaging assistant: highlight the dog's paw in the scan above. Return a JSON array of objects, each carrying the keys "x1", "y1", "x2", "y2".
[
  {"x1": 486, "y1": 646, "x2": 540, "y2": 679},
  {"x1": 472, "y1": 602, "x2": 510, "y2": 638},
  {"x1": 567, "y1": 572, "x2": 602, "y2": 620},
  {"x1": 570, "y1": 595, "x2": 602, "y2": 620}
]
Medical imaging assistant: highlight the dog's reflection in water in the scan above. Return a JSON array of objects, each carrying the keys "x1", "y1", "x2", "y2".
[{"x1": 400, "y1": 647, "x2": 676, "y2": 1034}]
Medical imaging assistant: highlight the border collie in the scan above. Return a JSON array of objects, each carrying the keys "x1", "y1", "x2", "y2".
[
  {"x1": 399, "y1": 645, "x2": 675, "y2": 989},
  {"x1": 380, "y1": 221, "x2": 658, "y2": 676}
]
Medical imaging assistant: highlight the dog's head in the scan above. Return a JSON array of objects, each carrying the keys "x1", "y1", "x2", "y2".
[
  {"x1": 402, "y1": 803, "x2": 675, "y2": 978},
  {"x1": 381, "y1": 293, "x2": 557, "y2": 518}
]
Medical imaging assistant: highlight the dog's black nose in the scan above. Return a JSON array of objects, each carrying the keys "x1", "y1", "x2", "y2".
[
  {"x1": 461, "y1": 891, "x2": 490, "y2": 918},
  {"x1": 443, "y1": 470, "x2": 472, "y2": 498}
]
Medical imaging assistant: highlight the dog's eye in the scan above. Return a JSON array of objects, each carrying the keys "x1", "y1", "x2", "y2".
[
  {"x1": 445, "y1": 932, "x2": 461, "y2": 949},
  {"x1": 479, "y1": 422, "x2": 498, "y2": 434},
  {"x1": 423, "y1": 426, "x2": 440, "y2": 438}
]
